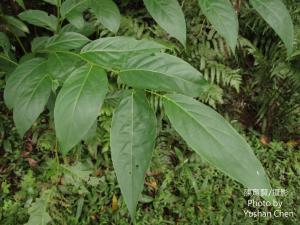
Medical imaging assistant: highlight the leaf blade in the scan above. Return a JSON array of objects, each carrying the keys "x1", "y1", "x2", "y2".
[{"x1": 110, "y1": 90, "x2": 157, "y2": 218}]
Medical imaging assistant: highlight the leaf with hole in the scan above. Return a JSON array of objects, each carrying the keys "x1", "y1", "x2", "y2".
[{"x1": 111, "y1": 90, "x2": 157, "y2": 218}]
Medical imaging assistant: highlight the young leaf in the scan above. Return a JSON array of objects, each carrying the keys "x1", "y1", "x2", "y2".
[
  {"x1": 60, "y1": 0, "x2": 89, "y2": 29},
  {"x1": 143, "y1": 0, "x2": 186, "y2": 46},
  {"x1": 250, "y1": 0, "x2": 294, "y2": 54},
  {"x1": 80, "y1": 36, "x2": 165, "y2": 69},
  {"x1": 25, "y1": 190, "x2": 52, "y2": 225},
  {"x1": 18, "y1": 10, "x2": 57, "y2": 32},
  {"x1": 54, "y1": 64, "x2": 108, "y2": 154},
  {"x1": 163, "y1": 94, "x2": 273, "y2": 199},
  {"x1": 44, "y1": 32, "x2": 89, "y2": 51},
  {"x1": 197, "y1": 0, "x2": 238, "y2": 52},
  {"x1": 89, "y1": 0, "x2": 121, "y2": 33},
  {"x1": 12, "y1": 60, "x2": 52, "y2": 136},
  {"x1": 111, "y1": 90, "x2": 157, "y2": 218},
  {"x1": 119, "y1": 53, "x2": 208, "y2": 97},
  {"x1": 4, "y1": 58, "x2": 45, "y2": 109}
]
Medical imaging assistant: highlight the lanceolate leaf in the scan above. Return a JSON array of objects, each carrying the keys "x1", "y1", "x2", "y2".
[
  {"x1": 80, "y1": 37, "x2": 165, "y2": 69},
  {"x1": 25, "y1": 190, "x2": 52, "y2": 225},
  {"x1": 163, "y1": 94, "x2": 273, "y2": 198},
  {"x1": 111, "y1": 90, "x2": 157, "y2": 218},
  {"x1": 89, "y1": 0, "x2": 121, "y2": 33},
  {"x1": 143, "y1": 0, "x2": 186, "y2": 46},
  {"x1": 197, "y1": 0, "x2": 238, "y2": 52},
  {"x1": 13, "y1": 60, "x2": 52, "y2": 136},
  {"x1": 54, "y1": 64, "x2": 108, "y2": 154},
  {"x1": 44, "y1": 32, "x2": 89, "y2": 51},
  {"x1": 60, "y1": 0, "x2": 89, "y2": 29},
  {"x1": 4, "y1": 15, "x2": 29, "y2": 33},
  {"x1": 4, "y1": 58, "x2": 45, "y2": 109},
  {"x1": 120, "y1": 53, "x2": 208, "y2": 97},
  {"x1": 250, "y1": 0, "x2": 294, "y2": 54},
  {"x1": 18, "y1": 10, "x2": 57, "y2": 32}
]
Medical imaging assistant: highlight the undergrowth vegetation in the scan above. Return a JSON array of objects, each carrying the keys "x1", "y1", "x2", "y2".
[{"x1": 0, "y1": 0, "x2": 299, "y2": 224}]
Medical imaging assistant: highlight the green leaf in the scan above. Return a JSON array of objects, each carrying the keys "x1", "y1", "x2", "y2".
[
  {"x1": 197, "y1": 0, "x2": 238, "y2": 52},
  {"x1": 89, "y1": 0, "x2": 121, "y2": 33},
  {"x1": 4, "y1": 15, "x2": 29, "y2": 33},
  {"x1": 4, "y1": 58, "x2": 45, "y2": 109},
  {"x1": 12, "y1": 60, "x2": 52, "y2": 136},
  {"x1": 31, "y1": 36, "x2": 50, "y2": 52},
  {"x1": 80, "y1": 36, "x2": 165, "y2": 69},
  {"x1": 60, "y1": 0, "x2": 89, "y2": 29},
  {"x1": 42, "y1": 0, "x2": 58, "y2": 5},
  {"x1": 0, "y1": 54, "x2": 18, "y2": 74},
  {"x1": 54, "y1": 64, "x2": 108, "y2": 154},
  {"x1": 250, "y1": 0, "x2": 294, "y2": 54},
  {"x1": 46, "y1": 52, "x2": 79, "y2": 80},
  {"x1": 18, "y1": 10, "x2": 57, "y2": 32},
  {"x1": 163, "y1": 94, "x2": 273, "y2": 198},
  {"x1": 25, "y1": 190, "x2": 52, "y2": 225},
  {"x1": 44, "y1": 32, "x2": 89, "y2": 51},
  {"x1": 0, "y1": 32, "x2": 10, "y2": 56},
  {"x1": 120, "y1": 53, "x2": 208, "y2": 97},
  {"x1": 111, "y1": 90, "x2": 156, "y2": 218},
  {"x1": 16, "y1": 0, "x2": 25, "y2": 9},
  {"x1": 143, "y1": 0, "x2": 186, "y2": 46}
]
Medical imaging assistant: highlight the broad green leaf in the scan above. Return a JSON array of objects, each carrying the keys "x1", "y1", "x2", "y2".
[
  {"x1": 18, "y1": 10, "x2": 57, "y2": 32},
  {"x1": 13, "y1": 60, "x2": 52, "y2": 136},
  {"x1": 44, "y1": 32, "x2": 89, "y2": 51},
  {"x1": 250, "y1": 0, "x2": 294, "y2": 54},
  {"x1": 143, "y1": 0, "x2": 186, "y2": 46},
  {"x1": 4, "y1": 15, "x2": 29, "y2": 33},
  {"x1": 89, "y1": 0, "x2": 121, "y2": 33},
  {"x1": 0, "y1": 54, "x2": 18, "y2": 73},
  {"x1": 60, "y1": 22, "x2": 96, "y2": 36},
  {"x1": 31, "y1": 36, "x2": 50, "y2": 52},
  {"x1": 60, "y1": 0, "x2": 89, "y2": 29},
  {"x1": 4, "y1": 58, "x2": 45, "y2": 109},
  {"x1": 54, "y1": 64, "x2": 108, "y2": 154},
  {"x1": 80, "y1": 36, "x2": 165, "y2": 69},
  {"x1": 25, "y1": 190, "x2": 52, "y2": 225},
  {"x1": 163, "y1": 94, "x2": 273, "y2": 199},
  {"x1": 197, "y1": 0, "x2": 238, "y2": 52},
  {"x1": 46, "y1": 52, "x2": 79, "y2": 80},
  {"x1": 111, "y1": 90, "x2": 156, "y2": 218},
  {"x1": 0, "y1": 32, "x2": 10, "y2": 56},
  {"x1": 120, "y1": 53, "x2": 207, "y2": 97}
]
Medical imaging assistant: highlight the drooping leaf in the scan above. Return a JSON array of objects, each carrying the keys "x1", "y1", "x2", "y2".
[
  {"x1": 60, "y1": 0, "x2": 89, "y2": 29},
  {"x1": 89, "y1": 0, "x2": 121, "y2": 33},
  {"x1": 46, "y1": 52, "x2": 79, "y2": 80},
  {"x1": 25, "y1": 190, "x2": 52, "y2": 225},
  {"x1": 4, "y1": 15, "x2": 29, "y2": 33},
  {"x1": 163, "y1": 94, "x2": 273, "y2": 199},
  {"x1": 80, "y1": 36, "x2": 165, "y2": 69},
  {"x1": 54, "y1": 64, "x2": 108, "y2": 154},
  {"x1": 44, "y1": 32, "x2": 89, "y2": 51},
  {"x1": 197, "y1": 0, "x2": 238, "y2": 52},
  {"x1": 143, "y1": 0, "x2": 186, "y2": 46},
  {"x1": 4, "y1": 58, "x2": 45, "y2": 109},
  {"x1": 111, "y1": 90, "x2": 157, "y2": 218},
  {"x1": 250, "y1": 0, "x2": 294, "y2": 54},
  {"x1": 18, "y1": 10, "x2": 57, "y2": 32},
  {"x1": 12, "y1": 60, "x2": 52, "y2": 136},
  {"x1": 119, "y1": 53, "x2": 208, "y2": 97}
]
